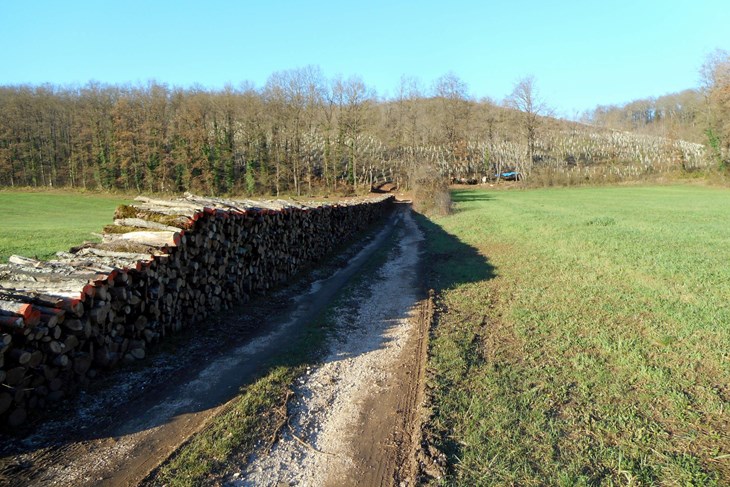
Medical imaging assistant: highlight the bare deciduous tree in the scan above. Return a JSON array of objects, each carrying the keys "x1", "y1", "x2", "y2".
[
  {"x1": 506, "y1": 75, "x2": 552, "y2": 174},
  {"x1": 434, "y1": 72, "x2": 471, "y2": 147},
  {"x1": 335, "y1": 75, "x2": 374, "y2": 190},
  {"x1": 0, "y1": 62, "x2": 721, "y2": 194}
]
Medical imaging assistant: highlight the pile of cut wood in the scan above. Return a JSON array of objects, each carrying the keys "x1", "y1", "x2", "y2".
[{"x1": 0, "y1": 193, "x2": 394, "y2": 428}]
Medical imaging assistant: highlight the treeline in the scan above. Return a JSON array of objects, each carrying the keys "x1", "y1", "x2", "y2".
[
  {"x1": 589, "y1": 89, "x2": 706, "y2": 142},
  {"x1": 588, "y1": 49, "x2": 730, "y2": 166},
  {"x1": 0, "y1": 70, "x2": 522, "y2": 195},
  {"x1": 1, "y1": 54, "x2": 728, "y2": 195}
]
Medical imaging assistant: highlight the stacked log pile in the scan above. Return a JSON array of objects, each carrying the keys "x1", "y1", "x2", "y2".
[{"x1": 0, "y1": 193, "x2": 394, "y2": 428}]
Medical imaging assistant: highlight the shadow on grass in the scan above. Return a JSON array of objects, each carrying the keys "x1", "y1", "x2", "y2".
[
  {"x1": 412, "y1": 210, "x2": 496, "y2": 476},
  {"x1": 413, "y1": 212, "x2": 496, "y2": 292},
  {"x1": 450, "y1": 189, "x2": 496, "y2": 204}
]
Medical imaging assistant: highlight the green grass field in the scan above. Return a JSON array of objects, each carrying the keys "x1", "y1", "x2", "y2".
[
  {"x1": 422, "y1": 185, "x2": 730, "y2": 485},
  {"x1": 0, "y1": 191, "x2": 131, "y2": 262}
]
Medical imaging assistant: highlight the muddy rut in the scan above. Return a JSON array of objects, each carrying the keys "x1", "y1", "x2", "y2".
[{"x1": 0, "y1": 204, "x2": 429, "y2": 486}]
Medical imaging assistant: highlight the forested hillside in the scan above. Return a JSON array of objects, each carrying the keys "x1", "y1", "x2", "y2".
[
  {"x1": 588, "y1": 49, "x2": 730, "y2": 159},
  {"x1": 1, "y1": 53, "x2": 728, "y2": 195}
]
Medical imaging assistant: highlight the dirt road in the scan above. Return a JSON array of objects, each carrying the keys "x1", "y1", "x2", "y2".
[
  {"x1": 0, "y1": 204, "x2": 428, "y2": 486},
  {"x1": 233, "y1": 207, "x2": 428, "y2": 487}
]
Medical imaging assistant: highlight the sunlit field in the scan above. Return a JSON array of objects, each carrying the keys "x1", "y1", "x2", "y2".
[
  {"x1": 0, "y1": 191, "x2": 130, "y2": 262},
  {"x1": 422, "y1": 185, "x2": 730, "y2": 485}
]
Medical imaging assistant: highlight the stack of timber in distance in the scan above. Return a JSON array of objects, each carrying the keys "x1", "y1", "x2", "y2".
[{"x1": 0, "y1": 193, "x2": 395, "y2": 429}]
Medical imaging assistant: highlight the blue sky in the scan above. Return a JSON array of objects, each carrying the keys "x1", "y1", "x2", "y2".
[{"x1": 1, "y1": 0, "x2": 728, "y2": 117}]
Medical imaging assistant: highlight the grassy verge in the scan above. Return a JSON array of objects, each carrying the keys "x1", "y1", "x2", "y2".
[
  {"x1": 0, "y1": 190, "x2": 131, "y2": 262},
  {"x1": 422, "y1": 185, "x2": 730, "y2": 485},
  {"x1": 150, "y1": 365, "x2": 302, "y2": 486},
  {"x1": 146, "y1": 217, "x2": 399, "y2": 486}
]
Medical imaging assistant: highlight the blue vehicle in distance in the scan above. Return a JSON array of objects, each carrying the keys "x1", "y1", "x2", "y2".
[{"x1": 496, "y1": 171, "x2": 521, "y2": 181}]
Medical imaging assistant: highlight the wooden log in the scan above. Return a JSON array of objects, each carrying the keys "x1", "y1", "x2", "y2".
[
  {"x1": 143, "y1": 329, "x2": 158, "y2": 343},
  {"x1": 128, "y1": 293, "x2": 141, "y2": 306},
  {"x1": 27, "y1": 309, "x2": 42, "y2": 327},
  {"x1": 13, "y1": 386, "x2": 27, "y2": 406},
  {"x1": 103, "y1": 231, "x2": 182, "y2": 249},
  {"x1": 7, "y1": 255, "x2": 44, "y2": 268},
  {"x1": 2, "y1": 292, "x2": 86, "y2": 317},
  {"x1": 8, "y1": 408, "x2": 27, "y2": 427},
  {"x1": 114, "y1": 218, "x2": 182, "y2": 232},
  {"x1": 63, "y1": 319, "x2": 84, "y2": 333},
  {"x1": 53, "y1": 355, "x2": 69, "y2": 367},
  {"x1": 0, "y1": 316, "x2": 25, "y2": 331},
  {"x1": 32, "y1": 325, "x2": 48, "y2": 340},
  {"x1": 34, "y1": 304, "x2": 65, "y2": 318},
  {"x1": 88, "y1": 303, "x2": 110, "y2": 326},
  {"x1": 1, "y1": 280, "x2": 95, "y2": 300},
  {"x1": 94, "y1": 284, "x2": 109, "y2": 301},
  {"x1": 44, "y1": 340, "x2": 64, "y2": 355},
  {"x1": 7, "y1": 255, "x2": 112, "y2": 283},
  {"x1": 64, "y1": 335, "x2": 79, "y2": 350},
  {"x1": 0, "y1": 393, "x2": 12, "y2": 416},
  {"x1": 42, "y1": 365, "x2": 59, "y2": 380},
  {"x1": 115, "y1": 204, "x2": 193, "y2": 228},
  {"x1": 129, "y1": 204, "x2": 198, "y2": 218},
  {"x1": 28, "y1": 350, "x2": 44, "y2": 368},
  {"x1": 0, "y1": 300, "x2": 35, "y2": 320},
  {"x1": 109, "y1": 287, "x2": 129, "y2": 300},
  {"x1": 39, "y1": 312, "x2": 59, "y2": 328},
  {"x1": 129, "y1": 348, "x2": 145, "y2": 360},
  {"x1": 134, "y1": 196, "x2": 201, "y2": 210},
  {"x1": 74, "y1": 247, "x2": 154, "y2": 261},
  {"x1": 133, "y1": 315, "x2": 147, "y2": 331},
  {"x1": 116, "y1": 270, "x2": 132, "y2": 285},
  {"x1": 73, "y1": 353, "x2": 92, "y2": 375},
  {"x1": 9, "y1": 349, "x2": 31, "y2": 366},
  {"x1": 5, "y1": 366, "x2": 26, "y2": 386}
]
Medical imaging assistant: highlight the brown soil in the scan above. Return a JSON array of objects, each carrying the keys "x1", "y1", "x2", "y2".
[{"x1": 333, "y1": 294, "x2": 432, "y2": 487}]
